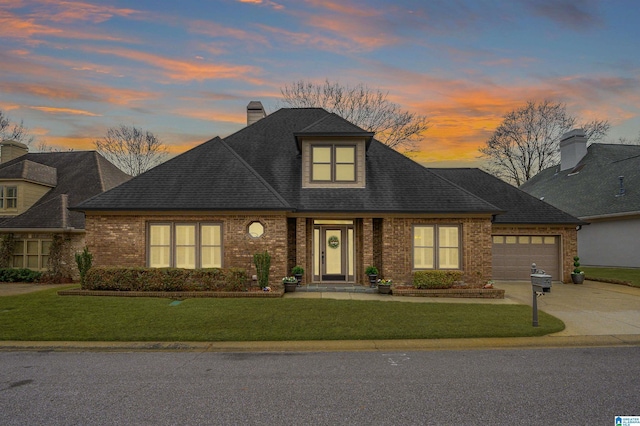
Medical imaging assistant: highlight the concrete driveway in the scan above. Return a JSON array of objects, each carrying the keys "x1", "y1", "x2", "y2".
[
  {"x1": 0, "y1": 283, "x2": 73, "y2": 296},
  {"x1": 499, "y1": 280, "x2": 640, "y2": 336}
]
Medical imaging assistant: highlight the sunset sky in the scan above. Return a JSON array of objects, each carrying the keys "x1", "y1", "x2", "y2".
[{"x1": 1, "y1": 0, "x2": 639, "y2": 167}]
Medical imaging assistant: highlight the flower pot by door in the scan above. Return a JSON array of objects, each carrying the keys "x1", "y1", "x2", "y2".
[
  {"x1": 368, "y1": 274, "x2": 378, "y2": 287},
  {"x1": 571, "y1": 273, "x2": 585, "y2": 284},
  {"x1": 284, "y1": 282, "x2": 297, "y2": 292},
  {"x1": 378, "y1": 284, "x2": 391, "y2": 294}
]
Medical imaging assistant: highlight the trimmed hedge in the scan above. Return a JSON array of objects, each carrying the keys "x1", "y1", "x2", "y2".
[
  {"x1": 0, "y1": 268, "x2": 42, "y2": 283},
  {"x1": 83, "y1": 267, "x2": 249, "y2": 292},
  {"x1": 413, "y1": 270, "x2": 464, "y2": 289}
]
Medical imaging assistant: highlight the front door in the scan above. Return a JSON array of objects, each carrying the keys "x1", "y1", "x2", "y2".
[
  {"x1": 313, "y1": 222, "x2": 355, "y2": 283},
  {"x1": 322, "y1": 228, "x2": 346, "y2": 281}
]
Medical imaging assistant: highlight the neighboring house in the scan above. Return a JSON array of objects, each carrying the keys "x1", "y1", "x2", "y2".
[
  {"x1": 0, "y1": 140, "x2": 130, "y2": 276},
  {"x1": 520, "y1": 130, "x2": 640, "y2": 268},
  {"x1": 73, "y1": 103, "x2": 581, "y2": 284}
]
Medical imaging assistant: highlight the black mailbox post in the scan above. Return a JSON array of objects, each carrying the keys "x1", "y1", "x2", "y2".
[{"x1": 530, "y1": 264, "x2": 552, "y2": 327}]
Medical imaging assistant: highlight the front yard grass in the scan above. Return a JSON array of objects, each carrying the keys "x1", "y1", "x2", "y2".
[
  {"x1": 583, "y1": 267, "x2": 640, "y2": 288},
  {"x1": 0, "y1": 287, "x2": 564, "y2": 341}
]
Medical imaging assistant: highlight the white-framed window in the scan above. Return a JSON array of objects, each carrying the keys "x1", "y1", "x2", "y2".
[
  {"x1": 148, "y1": 222, "x2": 222, "y2": 269},
  {"x1": 311, "y1": 145, "x2": 356, "y2": 182},
  {"x1": 413, "y1": 225, "x2": 461, "y2": 270},
  {"x1": 12, "y1": 239, "x2": 51, "y2": 270},
  {"x1": 0, "y1": 186, "x2": 17, "y2": 210}
]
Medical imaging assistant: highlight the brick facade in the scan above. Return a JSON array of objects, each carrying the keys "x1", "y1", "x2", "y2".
[
  {"x1": 85, "y1": 213, "x2": 289, "y2": 285},
  {"x1": 85, "y1": 213, "x2": 575, "y2": 287}
]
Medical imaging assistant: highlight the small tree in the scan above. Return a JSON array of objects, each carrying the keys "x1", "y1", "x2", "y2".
[
  {"x1": 75, "y1": 247, "x2": 93, "y2": 286},
  {"x1": 94, "y1": 125, "x2": 168, "y2": 176},
  {"x1": 479, "y1": 100, "x2": 610, "y2": 185},
  {"x1": 253, "y1": 251, "x2": 271, "y2": 289},
  {"x1": 280, "y1": 80, "x2": 430, "y2": 153},
  {"x1": 0, "y1": 110, "x2": 34, "y2": 145}
]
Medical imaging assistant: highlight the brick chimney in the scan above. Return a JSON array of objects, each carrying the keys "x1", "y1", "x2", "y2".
[
  {"x1": 0, "y1": 140, "x2": 28, "y2": 164},
  {"x1": 559, "y1": 129, "x2": 587, "y2": 171},
  {"x1": 247, "y1": 101, "x2": 266, "y2": 126}
]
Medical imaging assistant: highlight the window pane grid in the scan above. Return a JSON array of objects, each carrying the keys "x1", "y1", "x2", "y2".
[
  {"x1": 413, "y1": 225, "x2": 460, "y2": 270},
  {"x1": 11, "y1": 239, "x2": 51, "y2": 270},
  {"x1": 311, "y1": 145, "x2": 356, "y2": 182},
  {"x1": 148, "y1": 223, "x2": 222, "y2": 269}
]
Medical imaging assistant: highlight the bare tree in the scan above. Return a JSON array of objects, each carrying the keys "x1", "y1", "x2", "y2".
[
  {"x1": 94, "y1": 125, "x2": 168, "y2": 176},
  {"x1": 479, "y1": 100, "x2": 610, "y2": 186},
  {"x1": 280, "y1": 80, "x2": 430, "y2": 152},
  {"x1": 0, "y1": 110, "x2": 34, "y2": 145}
]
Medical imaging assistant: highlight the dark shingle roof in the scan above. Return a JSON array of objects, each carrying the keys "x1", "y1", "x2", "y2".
[
  {"x1": 76, "y1": 137, "x2": 292, "y2": 211},
  {"x1": 73, "y1": 108, "x2": 503, "y2": 214},
  {"x1": 431, "y1": 168, "x2": 582, "y2": 224},
  {"x1": 0, "y1": 151, "x2": 130, "y2": 229},
  {"x1": 520, "y1": 143, "x2": 640, "y2": 218}
]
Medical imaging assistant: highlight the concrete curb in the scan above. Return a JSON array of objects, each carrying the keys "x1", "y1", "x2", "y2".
[{"x1": 2, "y1": 335, "x2": 639, "y2": 353}]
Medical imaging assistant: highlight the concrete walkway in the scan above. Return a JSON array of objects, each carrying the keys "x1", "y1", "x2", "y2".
[{"x1": 2, "y1": 280, "x2": 640, "y2": 352}]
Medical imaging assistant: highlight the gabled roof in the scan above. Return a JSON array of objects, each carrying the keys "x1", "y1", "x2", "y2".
[
  {"x1": 520, "y1": 143, "x2": 640, "y2": 219},
  {"x1": 294, "y1": 112, "x2": 375, "y2": 150},
  {"x1": 0, "y1": 151, "x2": 130, "y2": 230},
  {"x1": 74, "y1": 108, "x2": 503, "y2": 215},
  {"x1": 431, "y1": 168, "x2": 583, "y2": 224}
]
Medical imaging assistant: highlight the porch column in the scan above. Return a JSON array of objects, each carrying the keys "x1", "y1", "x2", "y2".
[
  {"x1": 362, "y1": 218, "x2": 374, "y2": 281},
  {"x1": 295, "y1": 217, "x2": 307, "y2": 284}
]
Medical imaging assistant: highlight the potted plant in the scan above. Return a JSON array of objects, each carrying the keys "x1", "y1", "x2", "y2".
[
  {"x1": 282, "y1": 276, "x2": 298, "y2": 292},
  {"x1": 291, "y1": 265, "x2": 304, "y2": 285},
  {"x1": 377, "y1": 278, "x2": 392, "y2": 294},
  {"x1": 571, "y1": 256, "x2": 585, "y2": 284},
  {"x1": 365, "y1": 266, "x2": 378, "y2": 287}
]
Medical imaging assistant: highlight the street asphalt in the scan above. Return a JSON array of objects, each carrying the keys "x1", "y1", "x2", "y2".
[{"x1": 1, "y1": 280, "x2": 639, "y2": 352}]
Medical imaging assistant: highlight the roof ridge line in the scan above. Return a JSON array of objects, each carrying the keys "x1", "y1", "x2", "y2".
[
  {"x1": 93, "y1": 151, "x2": 107, "y2": 192},
  {"x1": 219, "y1": 139, "x2": 292, "y2": 209}
]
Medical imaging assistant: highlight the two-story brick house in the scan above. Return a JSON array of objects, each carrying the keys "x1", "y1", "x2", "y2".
[
  {"x1": 0, "y1": 141, "x2": 130, "y2": 277},
  {"x1": 74, "y1": 103, "x2": 581, "y2": 285}
]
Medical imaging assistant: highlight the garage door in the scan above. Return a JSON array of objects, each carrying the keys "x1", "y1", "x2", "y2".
[{"x1": 492, "y1": 235, "x2": 559, "y2": 280}]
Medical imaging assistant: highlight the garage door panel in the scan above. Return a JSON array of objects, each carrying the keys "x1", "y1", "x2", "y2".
[{"x1": 492, "y1": 235, "x2": 559, "y2": 280}]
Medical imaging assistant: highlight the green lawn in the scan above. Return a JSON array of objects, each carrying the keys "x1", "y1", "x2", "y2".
[
  {"x1": 0, "y1": 287, "x2": 564, "y2": 341},
  {"x1": 583, "y1": 267, "x2": 640, "y2": 287}
]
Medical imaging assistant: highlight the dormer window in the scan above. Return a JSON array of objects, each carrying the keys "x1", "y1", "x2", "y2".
[
  {"x1": 312, "y1": 145, "x2": 356, "y2": 182},
  {"x1": 302, "y1": 139, "x2": 365, "y2": 188},
  {"x1": 0, "y1": 186, "x2": 17, "y2": 209}
]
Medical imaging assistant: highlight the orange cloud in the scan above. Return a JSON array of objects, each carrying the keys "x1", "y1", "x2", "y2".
[
  {"x1": 28, "y1": 106, "x2": 101, "y2": 116},
  {"x1": 32, "y1": 0, "x2": 140, "y2": 23},
  {"x1": 0, "y1": 9, "x2": 133, "y2": 42},
  {"x1": 83, "y1": 46, "x2": 263, "y2": 83}
]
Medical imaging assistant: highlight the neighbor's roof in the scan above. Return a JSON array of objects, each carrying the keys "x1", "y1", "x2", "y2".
[
  {"x1": 0, "y1": 151, "x2": 131, "y2": 230},
  {"x1": 431, "y1": 168, "x2": 583, "y2": 225},
  {"x1": 75, "y1": 108, "x2": 501, "y2": 214},
  {"x1": 520, "y1": 143, "x2": 640, "y2": 219}
]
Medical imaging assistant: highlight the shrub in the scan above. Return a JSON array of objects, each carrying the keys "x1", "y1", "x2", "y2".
[
  {"x1": 253, "y1": 251, "x2": 271, "y2": 288},
  {"x1": 82, "y1": 267, "x2": 249, "y2": 292},
  {"x1": 0, "y1": 268, "x2": 42, "y2": 283},
  {"x1": 75, "y1": 247, "x2": 93, "y2": 286},
  {"x1": 291, "y1": 265, "x2": 304, "y2": 275},
  {"x1": 413, "y1": 270, "x2": 464, "y2": 289},
  {"x1": 365, "y1": 266, "x2": 378, "y2": 275}
]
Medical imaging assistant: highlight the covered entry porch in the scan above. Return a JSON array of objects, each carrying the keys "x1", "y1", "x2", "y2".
[{"x1": 288, "y1": 217, "x2": 383, "y2": 286}]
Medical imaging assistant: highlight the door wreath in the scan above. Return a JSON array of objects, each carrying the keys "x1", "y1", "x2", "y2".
[{"x1": 328, "y1": 235, "x2": 340, "y2": 249}]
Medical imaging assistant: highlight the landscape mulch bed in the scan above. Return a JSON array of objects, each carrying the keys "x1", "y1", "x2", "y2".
[
  {"x1": 58, "y1": 288, "x2": 284, "y2": 298},
  {"x1": 392, "y1": 286, "x2": 505, "y2": 299}
]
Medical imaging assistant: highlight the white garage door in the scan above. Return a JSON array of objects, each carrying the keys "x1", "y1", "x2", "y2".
[{"x1": 492, "y1": 235, "x2": 560, "y2": 280}]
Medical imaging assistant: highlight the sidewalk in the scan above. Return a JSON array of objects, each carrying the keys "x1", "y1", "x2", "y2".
[{"x1": 1, "y1": 280, "x2": 640, "y2": 352}]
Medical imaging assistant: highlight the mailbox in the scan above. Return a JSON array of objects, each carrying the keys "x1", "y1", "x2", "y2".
[{"x1": 531, "y1": 273, "x2": 552, "y2": 293}]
